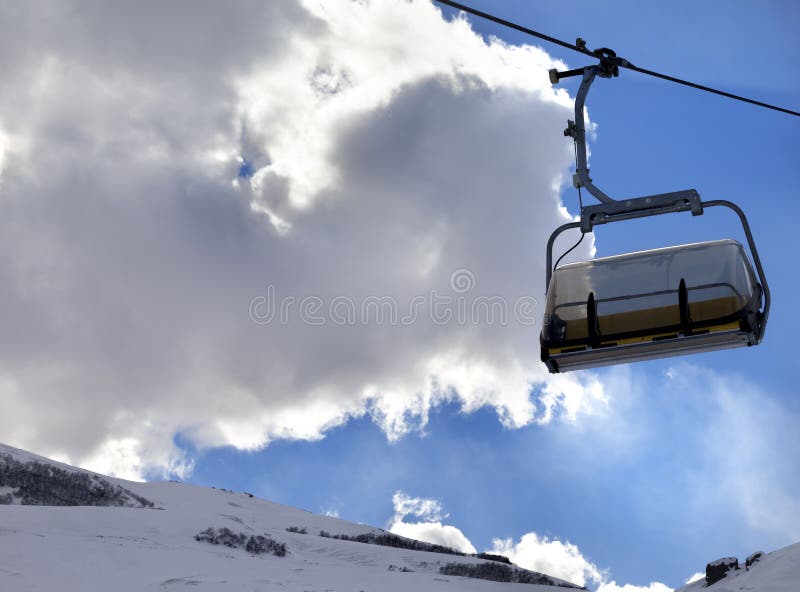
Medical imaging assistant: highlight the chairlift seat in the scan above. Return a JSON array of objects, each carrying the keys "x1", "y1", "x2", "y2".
[{"x1": 541, "y1": 239, "x2": 764, "y2": 373}]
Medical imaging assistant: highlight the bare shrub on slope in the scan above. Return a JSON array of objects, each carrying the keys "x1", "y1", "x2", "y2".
[
  {"x1": 440, "y1": 561, "x2": 586, "y2": 589},
  {"x1": 0, "y1": 453, "x2": 154, "y2": 507},
  {"x1": 195, "y1": 527, "x2": 287, "y2": 557}
]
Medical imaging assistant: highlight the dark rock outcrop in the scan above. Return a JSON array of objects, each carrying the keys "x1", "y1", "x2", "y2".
[
  {"x1": 706, "y1": 556, "x2": 739, "y2": 585},
  {"x1": 745, "y1": 551, "x2": 764, "y2": 569}
]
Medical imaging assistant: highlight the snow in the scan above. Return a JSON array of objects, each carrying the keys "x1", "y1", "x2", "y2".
[
  {"x1": 2, "y1": 441, "x2": 799, "y2": 591},
  {"x1": 707, "y1": 558, "x2": 738, "y2": 568},
  {"x1": 675, "y1": 542, "x2": 800, "y2": 592},
  {"x1": 0, "y1": 443, "x2": 578, "y2": 591}
]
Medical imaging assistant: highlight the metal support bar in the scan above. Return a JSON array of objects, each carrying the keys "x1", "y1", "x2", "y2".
[
  {"x1": 678, "y1": 278, "x2": 692, "y2": 335},
  {"x1": 587, "y1": 292, "x2": 600, "y2": 347},
  {"x1": 571, "y1": 67, "x2": 614, "y2": 204},
  {"x1": 549, "y1": 67, "x2": 583, "y2": 84},
  {"x1": 545, "y1": 192, "x2": 702, "y2": 288},
  {"x1": 579, "y1": 189, "x2": 703, "y2": 232}
]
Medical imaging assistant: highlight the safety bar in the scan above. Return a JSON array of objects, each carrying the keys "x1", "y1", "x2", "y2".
[{"x1": 702, "y1": 200, "x2": 770, "y2": 342}]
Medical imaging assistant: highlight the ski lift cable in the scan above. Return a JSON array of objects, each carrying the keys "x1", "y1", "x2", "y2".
[{"x1": 434, "y1": 0, "x2": 800, "y2": 118}]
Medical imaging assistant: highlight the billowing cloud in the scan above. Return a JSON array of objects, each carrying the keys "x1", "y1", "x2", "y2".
[
  {"x1": 490, "y1": 532, "x2": 604, "y2": 588},
  {"x1": 388, "y1": 491, "x2": 476, "y2": 554},
  {"x1": 0, "y1": 0, "x2": 603, "y2": 478}
]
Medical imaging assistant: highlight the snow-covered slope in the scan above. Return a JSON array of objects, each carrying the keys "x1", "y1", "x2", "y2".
[
  {"x1": 4, "y1": 442, "x2": 799, "y2": 591},
  {"x1": 674, "y1": 542, "x2": 800, "y2": 592},
  {"x1": 0, "y1": 443, "x2": 582, "y2": 591}
]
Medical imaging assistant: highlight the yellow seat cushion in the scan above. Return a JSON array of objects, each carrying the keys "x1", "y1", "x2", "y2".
[{"x1": 560, "y1": 296, "x2": 741, "y2": 342}]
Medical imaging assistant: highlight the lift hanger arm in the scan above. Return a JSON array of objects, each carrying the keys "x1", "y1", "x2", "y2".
[
  {"x1": 554, "y1": 61, "x2": 704, "y2": 231},
  {"x1": 565, "y1": 66, "x2": 613, "y2": 205}
]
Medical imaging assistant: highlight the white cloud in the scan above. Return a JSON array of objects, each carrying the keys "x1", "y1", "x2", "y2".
[
  {"x1": 80, "y1": 437, "x2": 194, "y2": 483},
  {"x1": 684, "y1": 571, "x2": 704, "y2": 584},
  {"x1": 391, "y1": 491, "x2": 446, "y2": 523},
  {"x1": 388, "y1": 491, "x2": 476, "y2": 554},
  {"x1": 709, "y1": 385, "x2": 800, "y2": 541},
  {"x1": 391, "y1": 520, "x2": 477, "y2": 554},
  {"x1": 490, "y1": 532, "x2": 603, "y2": 588},
  {"x1": 664, "y1": 363, "x2": 800, "y2": 544},
  {"x1": 596, "y1": 582, "x2": 673, "y2": 592},
  {"x1": 0, "y1": 127, "x2": 9, "y2": 180},
  {"x1": 0, "y1": 0, "x2": 603, "y2": 477}
]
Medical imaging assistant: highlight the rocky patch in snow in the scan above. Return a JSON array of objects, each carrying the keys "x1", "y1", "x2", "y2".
[
  {"x1": 706, "y1": 556, "x2": 739, "y2": 585},
  {"x1": 0, "y1": 453, "x2": 154, "y2": 508},
  {"x1": 319, "y1": 529, "x2": 470, "y2": 557},
  {"x1": 746, "y1": 550, "x2": 764, "y2": 569},
  {"x1": 316, "y1": 529, "x2": 515, "y2": 565},
  {"x1": 194, "y1": 527, "x2": 286, "y2": 557}
]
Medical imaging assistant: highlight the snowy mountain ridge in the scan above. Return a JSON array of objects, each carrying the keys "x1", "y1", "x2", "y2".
[
  {"x1": 0, "y1": 442, "x2": 584, "y2": 591},
  {"x1": 1, "y1": 442, "x2": 798, "y2": 591}
]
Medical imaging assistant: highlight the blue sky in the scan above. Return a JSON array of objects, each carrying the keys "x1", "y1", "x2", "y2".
[
  {"x1": 179, "y1": 2, "x2": 800, "y2": 588},
  {"x1": 2, "y1": 1, "x2": 798, "y2": 590}
]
